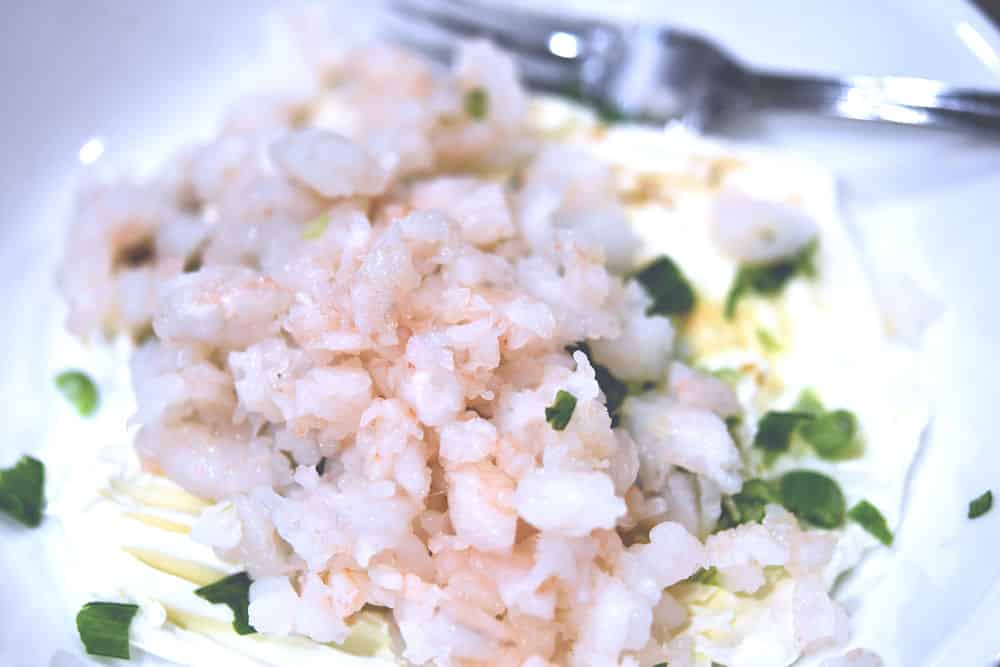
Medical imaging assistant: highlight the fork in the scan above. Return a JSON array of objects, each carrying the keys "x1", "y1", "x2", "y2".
[{"x1": 387, "y1": 0, "x2": 1000, "y2": 133}]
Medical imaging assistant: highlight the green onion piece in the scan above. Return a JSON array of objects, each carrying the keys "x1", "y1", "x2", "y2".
[
  {"x1": 792, "y1": 388, "x2": 824, "y2": 416},
  {"x1": 724, "y1": 414, "x2": 742, "y2": 437},
  {"x1": 633, "y1": 255, "x2": 696, "y2": 316},
  {"x1": 545, "y1": 390, "x2": 577, "y2": 431},
  {"x1": 724, "y1": 241, "x2": 818, "y2": 319},
  {"x1": 800, "y1": 409, "x2": 861, "y2": 460},
  {"x1": 302, "y1": 213, "x2": 330, "y2": 240},
  {"x1": 686, "y1": 566, "x2": 720, "y2": 586},
  {"x1": 779, "y1": 470, "x2": 846, "y2": 529},
  {"x1": 567, "y1": 343, "x2": 627, "y2": 422},
  {"x1": 194, "y1": 572, "x2": 256, "y2": 635},
  {"x1": 464, "y1": 88, "x2": 489, "y2": 120},
  {"x1": 710, "y1": 368, "x2": 741, "y2": 386},
  {"x1": 717, "y1": 478, "x2": 781, "y2": 530},
  {"x1": 753, "y1": 411, "x2": 813, "y2": 455},
  {"x1": 55, "y1": 370, "x2": 99, "y2": 417},
  {"x1": 76, "y1": 602, "x2": 139, "y2": 660},
  {"x1": 848, "y1": 500, "x2": 893, "y2": 546},
  {"x1": 0, "y1": 455, "x2": 45, "y2": 527},
  {"x1": 756, "y1": 327, "x2": 781, "y2": 354},
  {"x1": 969, "y1": 490, "x2": 993, "y2": 519}
]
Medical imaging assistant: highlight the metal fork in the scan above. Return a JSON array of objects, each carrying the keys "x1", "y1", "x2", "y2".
[{"x1": 387, "y1": 0, "x2": 1000, "y2": 133}]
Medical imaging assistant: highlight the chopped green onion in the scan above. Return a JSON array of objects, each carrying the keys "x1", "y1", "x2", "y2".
[
  {"x1": 194, "y1": 572, "x2": 256, "y2": 635},
  {"x1": 464, "y1": 88, "x2": 489, "y2": 120},
  {"x1": 76, "y1": 602, "x2": 139, "y2": 660},
  {"x1": 799, "y1": 409, "x2": 860, "y2": 460},
  {"x1": 724, "y1": 414, "x2": 742, "y2": 438},
  {"x1": 779, "y1": 470, "x2": 846, "y2": 529},
  {"x1": 0, "y1": 455, "x2": 45, "y2": 527},
  {"x1": 848, "y1": 500, "x2": 893, "y2": 546},
  {"x1": 724, "y1": 241, "x2": 818, "y2": 319},
  {"x1": 792, "y1": 388, "x2": 824, "y2": 416},
  {"x1": 55, "y1": 370, "x2": 99, "y2": 417},
  {"x1": 717, "y1": 478, "x2": 781, "y2": 530},
  {"x1": 710, "y1": 368, "x2": 741, "y2": 386},
  {"x1": 753, "y1": 411, "x2": 813, "y2": 456},
  {"x1": 545, "y1": 390, "x2": 577, "y2": 431},
  {"x1": 633, "y1": 255, "x2": 696, "y2": 316},
  {"x1": 302, "y1": 213, "x2": 330, "y2": 240},
  {"x1": 756, "y1": 327, "x2": 781, "y2": 354},
  {"x1": 969, "y1": 490, "x2": 993, "y2": 519},
  {"x1": 686, "y1": 566, "x2": 720, "y2": 586}
]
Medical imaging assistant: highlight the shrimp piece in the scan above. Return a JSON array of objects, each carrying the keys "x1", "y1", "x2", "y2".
[
  {"x1": 622, "y1": 394, "x2": 742, "y2": 494},
  {"x1": 710, "y1": 190, "x2": 817, "y2": 264},
  {"x1": 618, "y1": 522, "x2": 705, "y2": 602},
  {"x1": 447, "y1": 462, "x2": 518, "y2": 553},
  {"x1": 794, "y1": 574, "x2": 849, "y2": 652},
  {"x1": 228, "y1": 337, "x2": 310, "y2": 423},
  {"x1": 514, "y1": 468, "x2": 625, "y2": 537},
  {"x1": 518, "y1": 144, "x2": 639, "y2": 273},
  {"x1": 668, "y1": 361, "x2": 741, "y2": 418},
  {"x1": 248, "y1": 576, "x2": 299, "y2": 635},
  {"x1": 571, "y1": 572, "x2": 653, "y2": 666},
  {"x1": 271, "y1": 128, "x2": 389, "y2": 199},
  {"x1": 396, "y1": 574, "x2": 501, "y2": 664},
  {"x1": 154, "y1": 265, "x2": 292, "y2": 350},
  {"x1": 589, "y1": 281, "x2": 675, "y2": 383},
  {"x1": 287, "y1": 359, "x2": 373, "y2": 439},
  {"x1": 439, "y1": 415, "x2": 499, "y2": 468},
  {"x1": 354, "y1": 398, "x2": 429, "y2": 500},
  {"x1": 134, "y1": 422, "x2": 281, "y2": 501},
  {"x1": 410, "y1": 177, "x2": 516, "y2": 247},
  {"x1": 131, "y1": 340, "x2": 236, "y2": 426},
  {"x1": 350, "y1": 222, "x2": 421, "y2": 342},
  {"x1": 704, "y1": 520, "x2": 788, "y2": 593}
]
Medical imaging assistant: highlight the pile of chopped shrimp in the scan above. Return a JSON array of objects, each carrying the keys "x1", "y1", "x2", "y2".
[{"x1": 59, "y1": 40, "x2": 854, "y2": 667}]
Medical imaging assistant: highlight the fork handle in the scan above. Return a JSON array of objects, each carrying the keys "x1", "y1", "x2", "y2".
[{"x1": 749, "y1": 71, "x2": 1000, "y2": 131}]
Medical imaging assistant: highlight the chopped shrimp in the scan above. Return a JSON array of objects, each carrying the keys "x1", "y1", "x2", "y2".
[
  {"x1": 448, "y1": 462, "x2": 518, "y2": 553},
  {"x1": 154, "y1": 265, "x2": 292, "y2": 349},
  {"x1": 710, "y1": 190, "x2": 817, "y2": 264},
  {"x1": 271, "y1": 128, "x2": 389, "y2": 198},
  {"x1": 668, "y1": 361, "x2": 741, "y2": 418}
]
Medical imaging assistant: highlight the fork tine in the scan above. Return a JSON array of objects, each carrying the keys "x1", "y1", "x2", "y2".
[
  {"x1": 380, "y1": 9, "x2": 454, "y2": 65},
  {"x1": 389, "y1": 0, "x2": 595, "y2": 61},
  {"x1": 381, "y1": 4, "x2": 584, "y2": 92}
]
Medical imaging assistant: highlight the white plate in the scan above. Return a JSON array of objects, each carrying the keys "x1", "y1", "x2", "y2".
[{"x1": 2, "y1": 2, "x2": 999, "y2": 666}]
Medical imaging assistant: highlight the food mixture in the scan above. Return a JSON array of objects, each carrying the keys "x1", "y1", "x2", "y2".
[{"x1": 44, "y1": 32, "x2": 931, "y2": 667}]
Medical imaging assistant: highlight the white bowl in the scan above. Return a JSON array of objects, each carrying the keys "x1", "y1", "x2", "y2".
[{"x1": 2, "y1": 2, "x2": 999, "y2": 666}]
